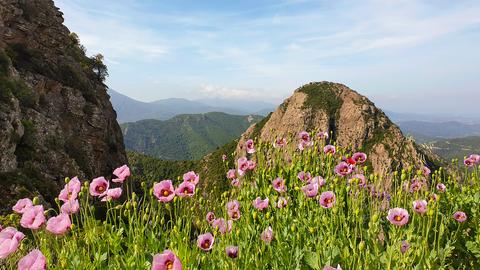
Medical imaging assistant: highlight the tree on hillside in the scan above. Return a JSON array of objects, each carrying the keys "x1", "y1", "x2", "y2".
[{"x1": 90, "y1": 53, "x2": 108, "y2": 82}]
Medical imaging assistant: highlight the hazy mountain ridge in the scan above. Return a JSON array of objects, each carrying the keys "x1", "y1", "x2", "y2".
[
  {"x1": 423, "y1": 136, "x2": 480, "y2": 163},
  {"x1": 398, "y1": 121, "x2": 480, "y2": 141}
]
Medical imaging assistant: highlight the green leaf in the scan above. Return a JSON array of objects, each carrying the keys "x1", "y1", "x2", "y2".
[{"x1": 303, "y1": 251, "x2": 320, "y2": 270}]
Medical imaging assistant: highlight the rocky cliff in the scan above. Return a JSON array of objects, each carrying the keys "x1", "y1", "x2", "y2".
[
  {"x1": 0, "y1": 0, "x2": 126, "y2": 212},
  {"x1": 239, "y1": 82, "x2": 437, "y2": 175}
]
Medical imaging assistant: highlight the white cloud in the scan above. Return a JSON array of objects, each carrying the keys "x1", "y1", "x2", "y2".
[{"x1": 199, "y1": 84, "x2": 277, "y2": 100}]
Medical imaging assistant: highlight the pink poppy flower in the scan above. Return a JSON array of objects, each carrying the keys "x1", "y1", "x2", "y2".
[
  {"x1": 183, "y1": 171, "x2": 199, "y2": 185},
  {"x1": 387, "y1": 208, "x2": 409, "y2": 226},
  {"x1": 261, "y1": 226, "x2": 274, "y2": 244},
  {"x1": 222, "y1": 154, "x2": 227, "y2": 161},
  {"x1": 317, "y1": 131, "x2": 329, "y2": 140},
  {"x1": 58, "y1": 177, "x2": 81, "y2": 202},
  {"x1": 18, "y1": 249, "x2": 47, "y2": 270},
  {"x1": 231, "y1": 178, "x2": 241, "y2": 187},
  {"x1": 272, "y1": 178, "x2": 286, "y2": 193},
  {"x1": 20, "y1": 205, "x2": 45, "y2": 230},
  {"x1": 252, "y1": 197, "x2": 269, "y2": 211},
  {"x1": 247, "y1": 160, "x2": 256, "y2": 170},
  {"x1": 46, "y1": 213, "x2": 71, "y2": 235},
  {"x1": 277, "y1": 197, "x2": 288, "y2": 208},
  {"x1": 313, "y1": 176, "x2": 326, "y2": 187},
  {"x1": 469, "y1": 154, "x2": 480, "y2": 164},
  {"x1": 409, "y1": 179, "x2": 423, "y2": 193},
  {"x1": 0, "y1": 227, "x2": 25, "y2": 259},
  {"x1": 453, "y1": 211, "x2": 467, "y2": 222},
  {"x1": 112, "y1": 165, "x2": 131, "y2": 183},
  {"x1": 89, "y1": 177, "x2": 109, "y2": 197},
  {"x1": 237, "y1": 157, "x2": 248, "y2": 176},
  {"x1": 153, "y1": 180, "x2": 175, "y2": 203},
  {"x1": 429, "y1": 193, "x2": 439, "y2": 202},
  {"x1": 12, "y1": 198, "x2": 33, "y2": 214},
  {"x1": 101, "y1": 188, "x2": 123, "y2": 202},
  {"x1": 228, "y1": 209, "x2": 241, "y2": 221},
  {"x1": 302, "y1": 182, "x2": 319, "y2": 198},
  {"x1": 352, "y1": 152, "x2": 367, "y2": 164},
  {"x1": 348, "y1": 174, "x2": 366, "y2": 187},
  {"x1": 60, "y1": 199, "x2": 80, "y2": 215},
  {"x1": 273, "y1": 138, "x2": 287, "y2": 148},
  {"x1": 400, "y1": 240, "x2": 410, "y2": 254},
  {"x1": 334, "y1": 162, "x2": 352, "y2": 177},
  {"x1": 197, "y1": 233, "x2": 214, "y2": 251},
  {"x1": 297, "y1": 171, "x2": 312, "y2": 182},
  {"x1": 299, "y1": 131, "x2": 311, "y2": 143},
  {"x1": 212, "y1": 218, "x2": 232, "y2": 234},
  {"x1": 422, "y1": 166, "x2": 431, "y2": 177},
  {"x1": 319, "y1": 191, "x2": 336, "y2": 208},
  {"x1": 225, "y1": 246, "x2": 239, "y2": 259},
  {"x1": 412, "y1": 200, "x2": 427, "y2": 214},
  {"x1": 464, "y1": 157, "x2": 475, "y2": 167},
  {"x1": 205, "y1": 212, "x2": 215, "y2": 224},
  {"x1": 226, "y1": 169, "x2": 236, "y2": 179},
  {"x1": 324, "y1": 145, "x2": 336, "y2": 155},
  {"x1": 175, "y1": 181, "x2": 196, "y2": 198},
  {"x1": 227, "y1": 200, "x2": 240, "y2": 211},
  {"x1": 323, "y1": 265, "x2": 342, "y2": 270},
  {"x1": 245, "y1": 139, "x2": 255, "y2": 154},
  {"x1": 152, "y1": 250, "x2": 182, "y2": 270},
  {"x1": 436, "y1": 183, "x2": 446, "y2": 193}
]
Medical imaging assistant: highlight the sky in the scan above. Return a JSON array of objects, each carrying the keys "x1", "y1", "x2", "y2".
[{"x1": 54, "y1": 0, "x2": 480, "y2": 116}]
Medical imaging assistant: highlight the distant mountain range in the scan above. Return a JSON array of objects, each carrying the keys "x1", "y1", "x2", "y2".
[
  {"x1": 121, "y1": 112, "x2": 263, "y2": 160},
  {"x1": 397, "y1": 121, "x2": 480, "y2": 142},
  {"x1": 108, "y1": 89, "x2": 275, "y2": 123},
  {"x1": 424, "y1": 136, "x2": 480, "y2": 163}
]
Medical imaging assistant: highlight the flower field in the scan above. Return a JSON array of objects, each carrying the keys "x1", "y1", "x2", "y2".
[{"x1": 1, "y1": 131, "x2": 480, "y2": 269}]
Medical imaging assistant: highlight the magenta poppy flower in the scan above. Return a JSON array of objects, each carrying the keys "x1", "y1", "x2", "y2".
[
  {"x1": 299, "y1": 131, "x2": 311, "y2": 143},
  {"x1": 153, "y1": 180, "x2": 175, "y2": 203},
  {"x1": 58, "y1": 177, "x2": 81, "y2": 202},
  {"x1": 212, "y1": 218, "x2": 232, "y2": 234},
  {"x1": 400, "y1": 240, "x2": 410, "y2": 254},
  {"x1": 324, "y1": 145, "x2": 336, "y2": 155},
  {"x1": 409, "y1": 179, "x2": 423, "y2": 193},
  {"x1": 352, "y1": 152, "x2": 367, "y2": 164},
  {"x1": 12, "y1": 198, "x2": 33, "y2": 214},
  {"x1": 112, "y1": 165, "x2": 131, "y2": 183},
  {"x1": 197, "y1": 233, "x2": 214, "y2": 251},
  {"x1": 183, "y1": 171, "x2": 199, "y2": 185},
  {"x1": 206, "y1": 212, "x2": 215, "y2": 224},
  {"x1": 412, "y1": 200, "x2": 427, "y2": 214},
  {"x1": 228, "y1": 209, "x2": 241, "y2": 221},
  {"x1": 422, "y1": 166, "x2": 431, "y2": 177},
  {"x1": 101, "y1": 188, "x2": 123, "y2": 202},
  {"x1": 175, "y1": 181, "x2": 196, "y2": 197},
  {"x1": 227, "y1": 169, "x2": 236, "y2": 179},
  {"x1": 453, "y1": 211, "x2": 467, "y2": 222},
  {"x1": 247, "y1": 160, "x2": 256, "y2": 170},
  {"x1": 46, "y1": 213, "x2": 71, "y2": 235},
  {"x1": 469, "y1": 154, "x2": 480, "y2": 164},
  {"x1": 323, "y1": 265, "x2": 342, "y2": 270},
  {"x1": 225, "y1": 246, "x2": 239, "y2": 259},
  {"x1": 0, "y1": 227, "x2": 25, "y2": 259},
  {"x1": 319, "y1": 191, "x2": 336, "y2": 208},
  {"x1": 334, "y1": 162, "x2": 352, "y2": 177},
  {"x1": 252, "y1": 197, "x2": 269, "y2": 211},
  {"x1": 317, "y1": 131, "x2": 329, "y2": 140},
  {"x1": 152, "y1": 249, "x2": 182, "y2": 270},
  {"x1": 302, "y1": 182, "x2": 319, "y2": 198},
  {"x1": 18, "y1": 249, "x2": 47, "y2": 270},
  {"x1": 429, "y1": 193, "x2": 439, "y2": 202},
  {"x1": 464, "y1": 157, "x2": 475, "y2": 167},
  {"x1": 231, "y1": 178, "x2": 241, "y2": 187},
  {"x1": 20, "y1": 205, "x2": 45, "y2": 230},
  {"x1": 245, "y1": 139, "x2": 256, "y2": 154},
  {"x1": 273, "y1": 138, "x2": 287, "y2": 148},
  {"x1": 227, "y1": 200, "x2": 240, "y2": 211},
  {"x1": 261, "y1": 226, "x2": 274, "y2": 244},
  {"x1": 387, "y1": 208, "x2": 409, "y2": 226},
  {"x1": 348, "y1": 174, "x2": 366, "y2": 187},
  {"x1": 89, "y1": 177, "x2": 109, "y2": 197},
  {"x1": 436, "y1": 183, "x2": 446, "y2": 193},
  {"x1": 272, "y1": 178, "x2": 286, "y2": 193},
  {"x1": 313, "y1": 176, "x2": 326, "y2": 187},
  {"x1": 60, "y1": 199, "x2": 80, "y2": 215},
  {"x1": 297, "y1": 171, "x2": 312, "y2": 182},
  {"x1": 237, "y1": 157, "x2": 248, "y2": 176},
  {"x1": 277, "y1": 197, "x2": 288, "y2": 208}
]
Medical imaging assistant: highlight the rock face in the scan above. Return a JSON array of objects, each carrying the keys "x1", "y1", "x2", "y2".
[
  {"x1": 0, "y1": 0, "x2": 127, "y2": 212},
  {"x1": 239, "y1": 82, "x2": 435, "y2": 174}
]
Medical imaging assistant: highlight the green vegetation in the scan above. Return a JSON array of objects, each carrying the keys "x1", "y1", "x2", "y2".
[
  {"x1": 425, "y1": 136, "x2": 480, "y2": 163},
  {"x1": 298, "y1": 82, "x2": 343, "y2": 118},
  {"x1": 121, "y1": 112, "x2": 263, "y2": 160}
]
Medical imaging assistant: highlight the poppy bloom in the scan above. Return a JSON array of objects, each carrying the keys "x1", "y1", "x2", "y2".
[
  {"x1": 89, "y1": 177, "x2": 109, "y2": 197},
  {"x1": 20, "y1": 205, "x2": 45, "y2": 230},
  {"x1": 409, "y1": 179, "x2": 423, "y2": 193},
  {"x1": 212, "y1": 218, "x2": 232, "y2": 234},
  {"x1": 247, "y1": 160, "x2": 256, "y2": 170},
  {"x1": 261, "y1": 226, "x2": 274, "y2": 244},
  {"x1": 469, "y1": 154, "x2": 480, "y2": 164},
  {"x1": 429, "y1": 193, "x2": 439, "y2": 202},
  {"x1": 323, "y1": 265, "x2": 342, "y2": 270},
  {"x1": 348, "y1": 174, "x2": 366, "y2": 187},
  {"x1": 183, "y1": 171, "x2": 199, "y2": 185},
  {"x1": 227, "y1": 200, "x2": 240, "y2": 211},
  {"x1": 302, "y1": 182, "x2": 319, "y2": 198},
  {"x1": 400, "y1": 240, "x2": 410, "y2": 254},
  {"x1": 12, "y1": 198, "x2": 33, "y2": 214},
  {"x1": 436, "y1": 183, "x2": 446, "y2": 193},
  {"x1": 18, "y1": 249, "x2": 47, "y2": 270},
  {"x1": 245, "y1": 139, "x2": 255, "y2": 154},
  {"x1": 324, "y1": 145, "x2": 336, "y2": 155},
  {"x1": 231, "y1": 178, "x2": 241, "y2": 187},
  {"x1": 346, "y1": 157, "x2": 356, "y2": 166},
  {"x1": 228, "y1": 209, "x2": 241, "y2": 221},
  {"x1": 197, "y1": 233, "x2": 214, "y2": 251},
  {"x1": 226, "y1": 169, "x2": 236, "y2": 179},
  {"x1": 112, "y1": 165, "x2": 131, "y2": 183},
  {"x1": 453, "y1": 211, "x2": 467, "y2": 222},
  {"x1": 225, "y1": 246, "x2": 239, "y2": 259},
  {"x1": 299, "y1": 131, "x2": 311, "y2": 143},
  {"x1": 175, "y1": 181, "x2": 196, "y2": 198},
  {"x1": 464, "y1": 157, "x2": 475, "y2": 167},
  {"x1": 0, "y1": 227, "x2": 25, "y2": 259},
  {"x1": 205, "y1": 212, "x2": 215, "y2": 224},
  {"x1": 153, "y1": 180, "x2": 176, "y2": 202},
  {"x1": 412, "y1": 200, "x2": 428, "y2": 214},
  {"x1": 334, "y1": 162, "x2": 352, "y2": 177},
  {"x1": 272, "y1": 178, "x2": 286, "y2": 193},
  {"x1": 297, "y1": 171, "x2": 312, "y2": 182},
  {"x1": 319, "y1": 191, "x2": 336, "y2": 208},
  {"x1": 352, "y1": 152, "x2": 367, "y2": 164},
  {"x1": 237, "y1": 157, "x2": 248, "y2": 176},
  {"x1": 222, "y1": 154, "x2": 227, "y2": 161},
  {"x1": 101, "y1": 188, "x2": 123, "y2": 201},
  {"x1": 387, "y1": 208, "x2": 409, "y2": 226},
  {"x1": 277, "y1": 197, "x2": 288, "y2": 208},
  {"x1": 46, "y1": 213, "x2": 71, "y2": 235},
  {"x1": 422, "y1": 166, "x2": 431, "y2": 177},
  {"x1": 252, "y1": 197, "x2": 269, "y2": 211},
  {"x1": 317, "y1": 131, "x2": 329, "y2": 140},
  {"x1": 273, "y1": 138, "x2": 287, "y2": 148},
  {"x1": 60, "y1": 199, "x2": 80, "y2": 215},
  {"x1": 58, "y1": 177, "x2": 81, "y2": 202},
  {"x1": 152, "y1": 250, "x2": 182, "y2": 270},
  {"x1": 313, "y1": 176, "x2": 326, "y2": 187}
]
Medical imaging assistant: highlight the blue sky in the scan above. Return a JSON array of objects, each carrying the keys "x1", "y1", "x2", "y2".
[{"x1": 54, "y1": 0, "x2": 480, "y2": 115}]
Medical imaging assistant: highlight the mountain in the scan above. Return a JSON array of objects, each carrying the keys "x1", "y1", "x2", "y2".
[
  {"x1": 424, "y1": 136, "x2": 480, "y2": 163},
  {"x1": 0, "y1": 0, "x2": 126, "y2": 212},
  {"x1": 109, "y1": 89, "x2": 275, "y2": 123},
  {"x1": 122, "y1": 112, "x2": 263, "y2": 160},
  {"x1": 397, "y1": 121, "x2": 480, "y2": 141},
  {"x1": 385, "y1": 110, "x2": 480, "y2": 124},
  {"x1": 238, "y1": 82, "x2": 437, "y2": 174}
]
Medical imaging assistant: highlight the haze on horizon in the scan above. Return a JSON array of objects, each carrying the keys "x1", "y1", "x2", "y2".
[{"x1": 54, "y1": 0, "x2": 480, "y2": 117}]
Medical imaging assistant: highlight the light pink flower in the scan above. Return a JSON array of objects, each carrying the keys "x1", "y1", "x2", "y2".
[
  {"x1": 319, "y1": 191, "x2": 336, "y2": 208},
  {"x1": 89, "y1": 177, "x2": 109, "y2": 197},
  {"x1": 277, "y1": 197, "x2": 288, "y2": 208},
  {"x1": 401, "y1": 240, "x2": 410, "y2": 254},
  {"x1": 302, "y1": 182, "x2": 319, "y2": 198},
  {"x1": 183, "y1": 171, "x2": 199, "y2": 185},
  {"x1": 0, "y1": 227, "x2": 25, "y2": 259},
  {"x1": 205, "y1": 212, "x2": 215, "y2": 224},
  {"x1": 313, "y1": 176, "x2": 326, "y2": 187},
  {"x1": 422, "y1": 166, "x2": 431, "y2": 177},
  {"x1": 412, "y1": 200, "x2": 428, "y2": 214},
  {"x1": 297, "y1": 171, "x2": 312, "y2": 182},
  {"x1": 317, "y1": 131, "x2": 329, "y2": 140},
  {"x1": 101, "y1": 188, "x2": 123, "y2": 201},
  {"x1": 58, "y1": 177, "x2": 81, "y2": 202},
  {"x1": 46, "y1": 213, "x2": 71, "y2": 235},
  {"x1": 299, "y1": 131, "x2": 311, "y2": 143},
  {"x1": 212, "y1": 218, "x2": 232, "y2": 234},
  {"x1": 18, "y1": 249, "x2": 47, "y2": 270},
  {"x1": 247, "y1": 160, "x2": 256, "y2": 170},
  {"x1": 60, "y1": 199, "x2": 80, "y2": 215},
  {"x1": 152, "y1": 250, "x2": 182, "y2": 270},
  {"x1": 12, "y1": 198, "x2": 33, "y2": 214},
  {"x1": 175, "y1": 181, "x2": 196, "y2": 197},
  {"x1": 469, "y1": 154, "x2": 480, "y2": 164},
  {"x1": 436, "y1": 183, "x2": 446, "y2": 193},
  {"x1": 387, "y1": 208, "x2": 409, "y2": 226},
  {"x1": 231, "y1": 178, "x2": 241, "y2": 187},
  {"x1": 272, "y1": 178, "x2": 286, "y2": 193},
  {"x1": 273, "y1": 138, "x2": 287, "y2": 148},
  {"x1": 409, "y1": 179, "x2": 423, "y2": 193},
  {"x1": 227, "y1": 200, "x2": 240, "y2": 211},
  {"x1": 352, "y1": 152, "x2": 367, "y2": 164},
  {"x1": 464, "y1": 157, "x2": 475, "y2": 167},
  {"x1": 222, "y1": 154, "x2": 227, "y2": 161},
  {"x1": 112, "y1": 165, "x2": 131, "y2": 183},
  {"x1": 153, "y1": 180, "x2": 175, "y2": 203},
  {"x1": 334, "y1": 162, "x2": 352, "y2": 176},
  {"x1": 323, "y1": 265, "x2": 342, "y2": 270},
  {"x1": 237, "y1": 157, "x2": 248, "y2": 176},
  {"x1": 20, "y1": 205, "x2": 45, "y2": 230},
  {"x1": 453, "y1": 211, "x2": 467, "y2": 222},
  {"x1": 226, "y1": 169, "x2": 236, "y2": 179},
  {"x1": 348, "y1": 174, "x2": 366, "y2": 187},
  {"x1": 261, "y1": 226, "x2": 274, "y2": 244},
  {"x1": 323, "y1": 145, "x2": 336, "y2": 155},
  {"x1": 197, "y1": 233, "x2": 214, "y2": 251},
  {"x1": 245, "y1": 139, "x2": 255, "y2": 154},
  {"x1": 225, "y1": 246, "x2": 239, "y2": 259},
  {"x1": 252, "y1": 197, "x2": 269, "y2": 211}
]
